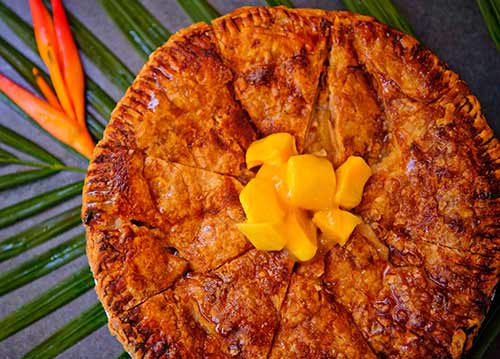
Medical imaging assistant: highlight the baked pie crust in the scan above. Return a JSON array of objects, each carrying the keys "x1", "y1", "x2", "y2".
[{"x1": 83, "y1": 7, "x2": 500, "y2": 359}]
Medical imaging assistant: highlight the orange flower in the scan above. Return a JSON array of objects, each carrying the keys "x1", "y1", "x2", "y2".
[{"x1": 0, "y1": 0, "x2": 95, "y2": 159}]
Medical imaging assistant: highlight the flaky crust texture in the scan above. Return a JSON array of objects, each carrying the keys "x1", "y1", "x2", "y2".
[{"x1": 82, "y1": 6, "x2": 500, "y2": 359}]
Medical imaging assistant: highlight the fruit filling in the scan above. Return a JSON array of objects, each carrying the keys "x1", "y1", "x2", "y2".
[{"x1": 237, "y1": 133, "x2": 372, "y2": 261}]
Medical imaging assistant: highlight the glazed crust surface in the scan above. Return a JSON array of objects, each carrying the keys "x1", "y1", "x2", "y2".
[{"x1": 83, "y1": 6, "x2": 500, "y2": 359}]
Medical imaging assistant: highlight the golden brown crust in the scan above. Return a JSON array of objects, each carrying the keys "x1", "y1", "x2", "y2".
[
  {"x1": 83, "y1": 21, "x2": 258, "y2": 321},
  {"x1": 83, "y1": 6, "x2": 500, "y2": 359},
  {"x1": 325, "y1": 230, "x2": 453, "y2": 359},
  {"x1": 85, "y1": 153, "x2": 252, "y2": 313},
  {"x1": 113, "y1": 22, "x2": 256, "y2": 179},
  {"x1": 108, "y1": 250, "x2": 293, "y2": 359},
  {"x1": 212, "y1": 7, "x2": 330, "y2": 151},
  {"x1": 142, "y1": 157, "x2": 251, "y2": 272},
  {"x1": 323, "y1": 13, "x2": 500, "y2": 358},
  {"x1": 270, "y1": 256, "x2": 377, "y2": 359},
  {"x1": 87, "y1": 223, "x2": 188, "y2": 315}
]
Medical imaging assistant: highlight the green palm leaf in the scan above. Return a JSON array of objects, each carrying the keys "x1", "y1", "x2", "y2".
[
  {"x1": 0, "y1": 1, "x2": 37, "y2": 50},
  {"x1": 177, "y1": 0, "x2": 221, "y2": 23},
  {"x1": 0, "y1": 123, "x2": 60, "y2": 164},
  {"x1": 0, "y1": 157, "x2": 85, "y2": 172},
  {"x1": 0, "y1": 181, "x2": 83, "y2": 229},
  {"x1": 477, "y1": 0, "x2": 500, "y2": 52},
  {"x1": 21, "y1": 302, "x2": 107, "y2": 359},
  {"x1": 0, "y1": 206, "x2": 82, "y2": 262},
  {"x1": 0, "y1": 266, "x2": 94, "y2": 340},
  {"x1": 468, "y1": 296, "x2": 500, "y2": 358},
  {"x1": 99, "y1": 0, "x2": 171, "y2": 60},
  {"x1": 265, "y1": 0, "x2": 295, "y2": 7},
  {"x1": 115, "y1": 352, "x2": 131, "y2": 359},
  {"x1": 0, "y1": 168, "x2": 58, "y2": 191},
  {"x1": 341, "y1": 0, "x2": 417, "y2": 37},
  {"x1": 0, "y1": 147, "x2": 15, "y2": 159},
  {"x1": 87, "y1": 117, "x2": 105, "y2": 141},
  {"x1": 0, "y1": 233, "x2": 86, "y2": 296}
]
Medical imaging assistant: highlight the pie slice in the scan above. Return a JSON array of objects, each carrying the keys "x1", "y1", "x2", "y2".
[
  {"x1": 324, "y1": 229, "x2": 452, "y2": 358},
  {"x1": 109, "y1": 22, "x2": 256, "y2": 179},
  {"x1": 212, "y1": 7, "x2": 330, "y2": 151},
  {"x1": 108, "y1": 250, "x2": 294, "y2": 359},
  {"x1": 269, "y1": 256, "x2": 376, "y2": 359},
  {"x1": 143, "y1": 157, "x2": 252, "y2": 272},
  {"x1": 87, "y1": 223, "x2": 188, "y2": 315}
]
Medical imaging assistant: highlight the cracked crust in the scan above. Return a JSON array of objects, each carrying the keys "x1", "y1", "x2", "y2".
[
  {"x1": 83, "y1": 6, "x2": 500, "y2": 359},
  {"x1": 269, "y1": 256, "x2": 377, "y2": 359},
  {"x1": 212, "y1": 7, "x2": 330, "y2": 151},
  {"x1": 109, "y1": 250, "x2": 293, "y2": 358}
]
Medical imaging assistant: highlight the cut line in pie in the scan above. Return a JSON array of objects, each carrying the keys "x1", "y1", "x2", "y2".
[{"x1": 82, "y1": 6, "x2": 500, "y2": 359}]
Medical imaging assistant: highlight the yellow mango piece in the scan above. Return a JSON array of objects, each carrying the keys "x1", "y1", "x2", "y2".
[
  {"x1": 312, "y1": 208, "x2": 362, "y2": 246},
  {"x1": 335, "y1": 156, "x2": 372, "y2": 209},
  {"x1": 286, "y1": 154, "x2": 336, "y2": 210},
  {"x1": 246, "y1": 133, "x2": 297, "y2": 169},
  {"x1": 256, "y1": 164, "x2": 289, "y2": 205},
  {"x1": 285, "y1": 208, "x2": 318, "y2": 262},
  {"x1": 237, "y1": 222, "x2": 287, "y2": 251},
  {"x1": 239, "y1": 178, "x2": 285, "y2": 223}
]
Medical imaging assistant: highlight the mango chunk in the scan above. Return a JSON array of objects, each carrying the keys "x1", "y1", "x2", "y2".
[
  {"x1": 312, "y1": 208, "x2": 361, "y2": 246},
  {"x1": 256, "y1": 164, "x2": 289, "y2": 204},
  {"x1": 335, "y1": 156, "x2": 372, "y2": 209},
  {"x1": 286, "y1": 154, "x2": 336, "y2": 210},
  {"x1": 285, "y1": 208, "x2": 318, "y2": 261},
  {"x1": 237, "y1": 222, "x2": 287, "y2": 251},
  {"x1": 246, "y1": 133, "x2": 297, "y2": 169},
  {"x1": 239, "y1": 178, "x2": 285, "y2": 223}
]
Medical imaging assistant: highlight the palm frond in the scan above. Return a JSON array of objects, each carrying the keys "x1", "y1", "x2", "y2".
[
  {"x1": 115, "y1": 352, "x2": 131, "y2": 359},
  {"x1": 85, "y1": 78, "x2": 115, "y2": 123},
  {"x1": 0, "y1": 1, "x2": 37, "y2": 50},
  {"x1": 265, "y1": 0, "x2": 295, "y2": 7},
  {"x1": 177, "y1": 0, "x2": 221, "y2": 23},
  {"x1": 0, "y1": 123, "x2": 60, "y2": 164},
  {"x1": 0, "y1": 147, "x2": 15, "y2": 159},
  {"x1": 87, "y1": 117, "x2": 105, "y2": 141},
  {"x1": 0, "y1": 180, "x2": 83, "y2": 229},
  {"x1": 20, "y1": 302, "x2": 107, "y2": 359},
  {"x1": 0, "y1": 266, "x2": 94, "y2": 340},
  {"x1": 99, "y1": 0, "x2": 171, "y2": 60},
  {"x1": 0, "y1": 169, "x2": 58, "y2": 191},
  {"x1": 0, "y1": 157, "x2": 85, "y2": 172},
  {"x1": 0, "y1": 206, "x2": 82, "y2": 262},
  {"x1": 341, "y1": 0, "x2": 417, "y2": 37},
  {"x1": 0, "y1": 233, "x2": 85, "y2": 296},
  {"x1": 477, "y1": 0, "x2": 500, "y2": 52},
  {"x1": 468, "y1": 291, "x2": 500, "y2": 358}
]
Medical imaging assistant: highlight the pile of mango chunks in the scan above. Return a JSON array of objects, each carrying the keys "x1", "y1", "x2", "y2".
[{"x1": 237, "y1": 133, "x2": 372, "y2": 262}]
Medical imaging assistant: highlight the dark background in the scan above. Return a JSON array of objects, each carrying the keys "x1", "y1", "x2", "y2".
[{"x1": 0, "y1": 0, "x2": 499, "y2": 358}]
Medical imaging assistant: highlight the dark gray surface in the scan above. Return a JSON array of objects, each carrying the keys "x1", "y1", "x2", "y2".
[{"x1": 0, "y1": 0, "x2": 499, "y2": 358}]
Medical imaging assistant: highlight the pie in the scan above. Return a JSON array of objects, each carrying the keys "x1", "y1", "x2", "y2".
[{"x1": 82, "y1": 6, "x2": 500, "y2": 359}]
